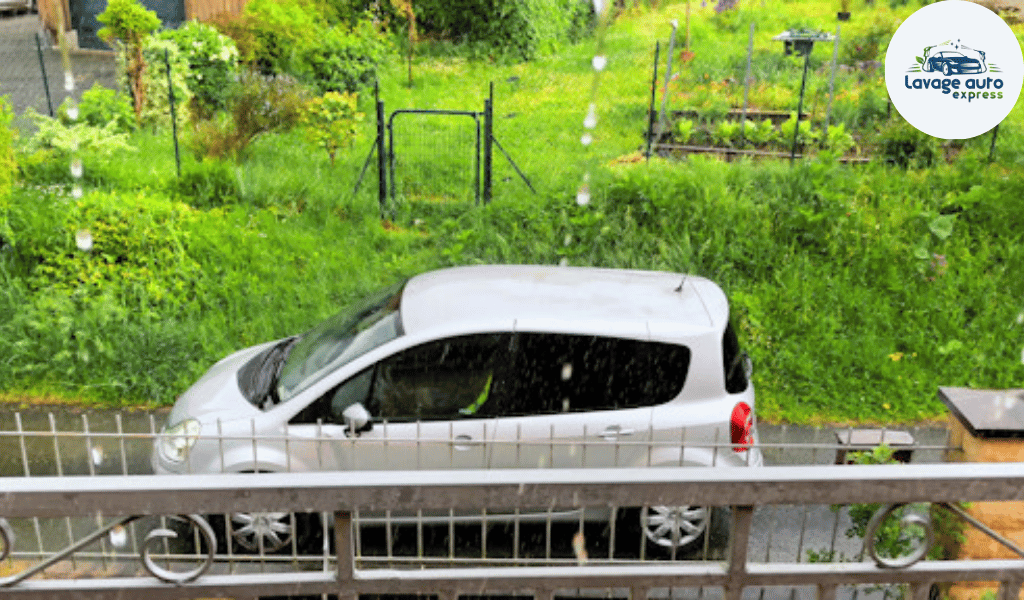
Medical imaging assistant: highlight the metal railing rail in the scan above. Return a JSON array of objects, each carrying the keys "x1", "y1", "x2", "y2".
[{"x1": 1, "y1": 463, "x2": 1024, "y2": 599}]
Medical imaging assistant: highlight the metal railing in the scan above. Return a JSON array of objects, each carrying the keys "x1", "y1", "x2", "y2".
[{"x1": 2, "y1": 463, "x2": 1024, "y2": 599}]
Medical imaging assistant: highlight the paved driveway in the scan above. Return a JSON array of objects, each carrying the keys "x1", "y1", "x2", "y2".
[{"x1": 0, "y1": 12, "x2": 116, "y2": 125}]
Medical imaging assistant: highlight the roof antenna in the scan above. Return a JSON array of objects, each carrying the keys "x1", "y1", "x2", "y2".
[{"x1": 674, "y1": 275, "x2": 687, "y2": 293}]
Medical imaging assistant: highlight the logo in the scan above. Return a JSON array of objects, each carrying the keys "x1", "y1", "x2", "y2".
[{"x1": 885, "y1": 1, "x2": 1023, "y2": 139}]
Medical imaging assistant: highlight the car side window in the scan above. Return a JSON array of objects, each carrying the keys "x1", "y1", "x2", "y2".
[
  {"x1": 491, "y1": 333, "x2": 690, "y2": 416},
  {"x1": 367, "y1": 333, "x2": 513, "y2": 421},
  {"x1": 289, "y1": 367, "x2": 374, "y2": 426}
]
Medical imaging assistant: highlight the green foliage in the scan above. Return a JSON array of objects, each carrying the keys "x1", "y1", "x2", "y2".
[
  {"x1": 294, "y1": 20, "x2": 390, "y2": 94},
  {"x1": 188, "y1": 72, "x2": 309, "y2": 162},
  {"x1": 745, "y1": 118, "x2": 777, "y2": 146},
  {"x1": 237, "y1": 0, "x2": 322, "y2": 72},
  {"x1": 136, "y1": 37, "x2": 193, "y2": 130},
  {"x1": 171, "y1": 159, "x2": 241, "y2": 209},
  {"x1": 822, "y1": 122, "x2": 856, "y2": 155},
  {"x1": 302, "y1": 91, "x2": 361, "y2": 165},
  {"x1": 873, "y1": 119, "x2": 939, "y2": 168},
  {"x1": 674, "y1": 118, "x2": 694, "y2": 144},
  {"x1": 713, "y1": 119, "x2": 741, "y2": 147},
  {"x1": 0, "y1": 97, "x2": 15, "y2": 245},
  {"x1": 414, "y1": 0, "x2": 593, "y2": 59},
  {"x1": 96, "y1": 0, "x2": 160, "y2": 46},
  {"x1": 779, "y1": 112, "x2": 820, "y2": 148},
  {"x1": 73, "y1": 83, "x2": 136, "y2": 133},
  {"x1": 97, "y1": 0, "x2": 161, "y2": 124},
  {"x1": 840, "y1": 16, "x2": 896, "y2": 64},
  {"x1": 21, "y1": 108, "x2": 134, "y2": 157},
  {"x1": 158, "y1": 21, "x2": 240, "y2": 116}
]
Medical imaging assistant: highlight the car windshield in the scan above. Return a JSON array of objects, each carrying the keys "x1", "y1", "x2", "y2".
[{"x1": 276, "y1": 281, "x2": 406, "y2": 404}]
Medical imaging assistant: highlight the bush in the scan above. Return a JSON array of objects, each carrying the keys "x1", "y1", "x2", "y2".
[
  {"x1": 415, "y1": 0, "x2": 593, "y2": 59},
  {"x1": 21, "y1": 108, "x2": 134, "y2": 157},
  {"x1": 232, "y1": 0, "x2": 321, "y2": 72},
  {"x1": 158, "y1": 21, "x2": 240, "y2": 117},
  {"x1": 874, "y1": 119, "x2": 939, "y2": 168},
  {"x1": 301, "y1": 91, "x2": 361, "y2": 165},
  {"x1": 71, "y1": 83, "x2": 136, "y2": 133},
  {"x1": 295, "y1": 20, "x2": 389, "y2": 94},
  {"x1": 188, "y1": 72, "x2": 309, "y2": 161}
]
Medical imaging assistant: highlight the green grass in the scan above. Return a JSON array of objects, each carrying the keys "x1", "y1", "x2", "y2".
[{"x1": 2, "y1": 0, "x2": 1023, "y2": 423}]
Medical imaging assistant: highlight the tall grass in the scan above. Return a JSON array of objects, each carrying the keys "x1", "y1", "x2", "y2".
[{"x1": 2, "y1": 0, "x2": 1022, "y2": 421}]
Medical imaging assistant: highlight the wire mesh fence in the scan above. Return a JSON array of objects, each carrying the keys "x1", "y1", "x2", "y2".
[{"x1": 0, "y1": 14, "x2": 116, "y2": 128}]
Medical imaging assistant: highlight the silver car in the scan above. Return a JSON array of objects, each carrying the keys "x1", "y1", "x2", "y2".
[{"x1": 153, "y1": 265, "x2": 762, "y2": 554}]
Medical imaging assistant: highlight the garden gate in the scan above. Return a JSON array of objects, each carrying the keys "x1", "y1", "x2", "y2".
[{"x1": 355, "y1": 84, "x2": 534, "y2": 215}]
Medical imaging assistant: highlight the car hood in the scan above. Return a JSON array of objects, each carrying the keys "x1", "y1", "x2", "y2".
[{"x1": 166, "y1": 341, "x2": 277, "y2": 427}]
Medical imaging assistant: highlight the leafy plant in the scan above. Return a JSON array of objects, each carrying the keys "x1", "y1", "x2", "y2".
[
  {"x1": 779, "y1": 112, "x2": 820, "y2": 149},
  {"x1": 745, "y1": 118, "x2": 777, "y2": 146},
  {"x1": 0, "y1": 96, "x2": 15, "y2": 246},
  {"x1": 674, "y1": 118, "x2": 695, "y2": 144},
  {"x1": 21, "y1": 108, "x2": 134, "y2": 157},
  {"x1": 873, "y1": 119, "x2": 939, "y2": 168},
  {"x1": 158, "y1": 21, "x2": 240, "y2": 117},
  {"x1": 822, "y1": 122, "x2": 856, "y2": 155},
  {"x1": 96, "y1": 0, "x2": 161, "y2": 124},
  {"x1": 72, "y1": 83, "x2": 136, "y2": 133},
  {"x1": 294, "y1": 20, "x2": 389, "y2": 94},
  {"x1": 714, "y1": 120, "x2": 741, "y2": 147},
  {"x1": 188, "y1": 72, "x2": 309, "y2": 162},
  {"x1": 302, "y1": 91, "x2": 361, "y2": 166}
]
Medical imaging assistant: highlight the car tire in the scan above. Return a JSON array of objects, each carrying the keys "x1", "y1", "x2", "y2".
[{"x1": 942, "y1": 63, "x2": 952, "y2": 76}]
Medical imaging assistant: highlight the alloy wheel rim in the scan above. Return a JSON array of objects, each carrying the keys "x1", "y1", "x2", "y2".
[
  {"x1": 230, "y1": 512, "x2": 293, "y2": 552},
  {"x1": 640, "y1": 505, "x2": 709, "y2": 548}
]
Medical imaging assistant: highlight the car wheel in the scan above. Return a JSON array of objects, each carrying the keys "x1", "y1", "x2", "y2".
[
  {"x1": 942, "y1": 63, "x2": 952, "y2": 76},
  {"x1": 922, "y1": 59, "x2": 932, "y2": 72},
  {"x1": 204, "y1": 511, "x2": 325, "y2": 556},
  {"x1": 641, "y1": 504, "x2": 710, "y2": 550}
]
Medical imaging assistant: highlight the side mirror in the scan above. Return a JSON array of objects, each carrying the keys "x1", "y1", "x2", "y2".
[{"x1": 342, "y1": 403, "x2": 372, "y2": 437}]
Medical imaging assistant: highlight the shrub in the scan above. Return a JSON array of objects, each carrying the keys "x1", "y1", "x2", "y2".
[
  {"x1": 414, "y1": 0, "x2": 593, "y2": 59},
  {"x1": 133, "y1": 36, "x2": 193, "y2": 130},
  {"x1": 294, "y1": 20, "x2": 389, "y2": 94},
  {"x1": 21, "y1": 108, "x2": 134, "y2": 157},
  {"x1": 188, "y1": 72, "x2": 309, "y2": 161},
  {"x1": 874, "y1": 119, "x2": 939, "y2": 168},
  {"x1": 779, "y1": 112, "x2": 820, "y2": 149},
  {"x1": 236, "y1": 0, "x2": 321, "y2": 72},
  {"x1": 72, "y1": 83, "x2": 136, "y2": 133},
  {"x1": 745, "y1": 118, "x2": 777, "y2": 146},
  {"x1": 97, "y1": 0, "x2": 161, "y2": 123},
  {"x1": 302, "y1": 91, "x2": 361, "y2": 165},
  {"x1": 158, "y1": 21, "x2": 240, "y2": 117},
  {"x1": 674, "y1": 118, "x2": 694, "y2": 144}
]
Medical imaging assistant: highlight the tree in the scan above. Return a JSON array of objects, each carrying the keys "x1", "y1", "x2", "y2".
[{"x1": 97, "y1": 0, "x2": 161, "y2": 125}]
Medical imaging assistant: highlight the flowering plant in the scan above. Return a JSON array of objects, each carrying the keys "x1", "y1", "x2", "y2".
[{"x1": 159, "y1": 21, "x2": 240, "y2": 117}]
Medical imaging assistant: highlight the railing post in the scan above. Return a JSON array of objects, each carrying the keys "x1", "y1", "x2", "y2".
[
  {"x1": 335, "y1": 511, "x2": 354, "y2": 590},
  {"x1": 483, "y1": 82, "x2": 493, "y2": 205},
  {"x1": 376, "y1": 99, "x2": 387, "y2": 218},
  {"x1": 725, "y1": 505, "x2": 753, "y2": 600}
]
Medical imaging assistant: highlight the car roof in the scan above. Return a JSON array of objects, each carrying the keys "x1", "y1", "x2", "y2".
[{"x1": 399, "y1": 265, "x2": 729, "y2": 340}]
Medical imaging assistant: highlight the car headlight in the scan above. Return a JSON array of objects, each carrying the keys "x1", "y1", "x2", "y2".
[{"x1": 159, "y1": 419, "x2": 201, "y2": 463}]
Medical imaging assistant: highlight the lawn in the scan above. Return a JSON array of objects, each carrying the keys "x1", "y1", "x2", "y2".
[{"x1": 0, "y1": 0, "x2": 1022, "y2": 423}]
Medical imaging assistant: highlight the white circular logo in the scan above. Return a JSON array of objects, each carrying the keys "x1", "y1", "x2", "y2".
[{"x1": 885, "y1": 0, "x2": 1023, "y2": 139}]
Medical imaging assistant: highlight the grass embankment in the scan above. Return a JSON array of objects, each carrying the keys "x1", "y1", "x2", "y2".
[{"x1": 1, "y1": 0, "x2": 1022, "y2": 423}]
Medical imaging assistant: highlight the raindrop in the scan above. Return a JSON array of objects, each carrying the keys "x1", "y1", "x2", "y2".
[
  {"x1": 581, "y1": 133, "x2": 593, "y2": 146},
  {"x1": 592, "y1": 55, "x2": 607, "y2": 72},
  {"x1": 583, "y1": 104, "x2": 598, "y2": 129},
  {"x1": 576, "y1": 184, "x2": 591, "y2": 206},
  {"x1": 72, "y1": 185, "x2": 83, "y2": 199},
  {"x1": 90, "y1": 445, "x2": 104, "y2": 466},
  {"x1": 1020, "y1": 346, "x2": 1023, "y2": 366},
  {"x1": 109, "y1": 525, "x2": 127, "y2": 548},
  {"x1": 591, "y1": 0, "x2": 604, "y2": 14},
  {"x1": 75, "y1": 229, "x2": 93, "y2": 251},
  {"x1": 70, "y1": 158, "x2": 83, "y2": 179},
  {"x1": 64, "y1": 71, "x2": 74, "y2": 92},
  {"x1": 572, "y1": 531, "x2": 589, "y2": 564},
  {"x1": 563, "y1": 234, "x2": 572, "y2": 247},
  {"x1": 558, "y1": 257, "x2": 569, "y2": 267},
  {"x1": 66, "y1": 103, "x2": 79, "y2": 122},
  {"x1": 561, "y1": 362, "x2": 573, "y2": 381},
  {"x1": 1017, "y1": 313, "x2": 1024, "y2": 325}
]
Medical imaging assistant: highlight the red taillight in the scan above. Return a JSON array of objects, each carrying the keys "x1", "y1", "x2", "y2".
[{"x1": 731, "y1": 402, "x2": 753, "y2": 452}]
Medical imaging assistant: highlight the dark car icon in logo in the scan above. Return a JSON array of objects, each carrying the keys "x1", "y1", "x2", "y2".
[{"x1": 921, "y1": 41, "x2": 987, "y2": 75}]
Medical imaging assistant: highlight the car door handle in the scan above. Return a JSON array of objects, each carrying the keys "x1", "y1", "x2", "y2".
[
  {"x1": 599, "y1": 426, "x2": 635, "y2": 441},
  {"x1": 453, "y1": 434, "x2": 475, "y2": 451}
]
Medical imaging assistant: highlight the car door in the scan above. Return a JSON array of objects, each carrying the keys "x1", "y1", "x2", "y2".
[
  {"x1": 484, "y1": 333, "x2": 654, "y2": 470},
  {"x1": 289, "y1": 333, "x2": 515, "y2": 471}
]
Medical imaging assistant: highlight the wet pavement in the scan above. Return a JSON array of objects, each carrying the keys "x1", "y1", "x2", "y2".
[{"x1": 0, "y1": 12, "x2": 116, "y2": 125}]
